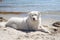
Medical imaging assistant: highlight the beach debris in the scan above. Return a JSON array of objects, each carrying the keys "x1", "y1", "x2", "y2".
[
  {"x1": 52, "y1": 21, "x2": 60, "y2": 27},
  {"x1": 41, "y1": 25, "x2": 57, "y2": 34},
  {"x1": 0, "y1": 17, "x2": 7, "y2": 22}
]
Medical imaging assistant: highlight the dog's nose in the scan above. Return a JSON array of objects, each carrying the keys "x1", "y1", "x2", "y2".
[{"x1": 33, "y1": 18, "x2": 35, "y2": 20}]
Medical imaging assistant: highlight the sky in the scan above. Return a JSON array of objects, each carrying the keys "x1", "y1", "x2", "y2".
[{"x1": 0, "y1": 0, "x2": 60, "y2": 12}]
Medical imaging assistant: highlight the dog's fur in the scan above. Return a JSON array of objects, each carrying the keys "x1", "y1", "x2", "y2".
[{"x1": 5, "y1": 11, "x2": 41, "y2": 31}]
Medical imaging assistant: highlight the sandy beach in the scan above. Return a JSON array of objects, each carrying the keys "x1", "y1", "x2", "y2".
[
  {"x1": 0, "y1": 12, "x2": 60, "y2": 40},
  {"x1": 0, "y1": 0, "x2": 60, "y2": 40}
]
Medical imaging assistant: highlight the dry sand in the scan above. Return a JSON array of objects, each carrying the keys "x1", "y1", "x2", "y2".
[
  {"x1": 0, "y1": 14, "x2": 60, "y2": 40},
  {"x1": 0, "y1": 25, "x2": 60, "y2": 40}
]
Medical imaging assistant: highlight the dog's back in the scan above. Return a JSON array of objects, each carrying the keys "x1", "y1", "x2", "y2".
[{"x1": 6, "y1": 17, "x2": 28, "y2": 30}]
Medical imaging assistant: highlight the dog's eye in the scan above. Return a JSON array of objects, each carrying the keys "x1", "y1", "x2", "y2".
[
  {"x1": 32, "y1": 15, "x2": 34, "y2": 16},
  {"x1": 34, "y1": 14, "x2": 37, "y2": 16},
  {"x1": 32, "y1": 14, "x2": 37, "y2": 16}
]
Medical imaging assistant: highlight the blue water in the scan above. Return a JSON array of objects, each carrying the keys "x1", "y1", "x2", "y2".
[
  {"x1": 41, "y1": 14, "x2": 60, "y2": 20},
  {"x1": 0, "y1": 0, "x2": 60, "y2": 12}
]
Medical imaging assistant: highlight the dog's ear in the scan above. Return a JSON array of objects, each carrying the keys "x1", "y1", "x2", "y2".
[
  {"x1": 28, "y1": 11, "x2": 31, "y2": 15},
  {"x1": 38, "y1": 12, "x2": 41, "y2": 16}
]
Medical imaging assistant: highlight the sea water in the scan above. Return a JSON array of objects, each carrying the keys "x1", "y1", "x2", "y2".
[{"x1": 0, "y1": 0, "x2": 60, "y2": 12}]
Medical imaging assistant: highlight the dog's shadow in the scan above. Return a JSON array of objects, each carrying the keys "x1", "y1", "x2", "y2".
[
  {"x1": 17, "y1": 29, "x2": 36, "y2": 33},
  {"x1": 17, "y1": 29, "x2": 48, "y2": 33},
  {"x1": 6, "y1": 26, "x2": 49, "y2": 33}
]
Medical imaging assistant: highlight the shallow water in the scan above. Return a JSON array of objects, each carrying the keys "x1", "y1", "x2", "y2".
[{"x1": 42, "y1": 14, "x2": 60, "y2": 20}]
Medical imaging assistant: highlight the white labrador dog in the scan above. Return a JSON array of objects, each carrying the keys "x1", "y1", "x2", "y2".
[{"x1": 5, "y1": 11, "x2": 41, "y2": 31}]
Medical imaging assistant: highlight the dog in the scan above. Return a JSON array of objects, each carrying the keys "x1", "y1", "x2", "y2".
[
  {"x1": 5, "y1": 11, "x2": 41, "y2": 31},
  {"x1": 5, "y1": 11, "x2": 57, "y2": 34}
]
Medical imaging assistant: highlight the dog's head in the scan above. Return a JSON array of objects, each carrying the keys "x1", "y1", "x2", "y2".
[{"x1": 28, "y1": 11, "x2": 40, "y2": 21}]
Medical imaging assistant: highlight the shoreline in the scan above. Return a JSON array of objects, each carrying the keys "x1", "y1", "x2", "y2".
[{"x1": 0, "y1": 11, "x2": 60, "y2": 15}]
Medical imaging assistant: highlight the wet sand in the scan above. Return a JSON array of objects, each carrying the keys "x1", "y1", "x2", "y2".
[{"x1": 42, "y1": 14, "x2": 60, "y2": 26}]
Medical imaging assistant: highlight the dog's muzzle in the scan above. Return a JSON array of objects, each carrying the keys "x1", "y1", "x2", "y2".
[
  {"x1": 32, "y1": 16, "x2": 38, "y2": 21},
  {"x1": 33, "y1": 18, "x2": 35, "y2": 20}
]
